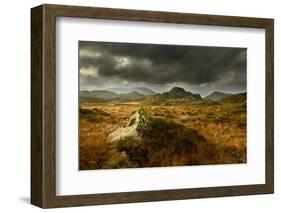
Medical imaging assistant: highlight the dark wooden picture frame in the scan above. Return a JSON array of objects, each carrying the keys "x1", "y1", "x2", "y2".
[{"x1": 31, "y1": 4, "x2": 274, "y2": 208}]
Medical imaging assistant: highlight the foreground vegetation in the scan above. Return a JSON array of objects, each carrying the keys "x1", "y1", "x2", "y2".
[{"x1": 79, "y1": 95, "x2": 246, "y2": 170}]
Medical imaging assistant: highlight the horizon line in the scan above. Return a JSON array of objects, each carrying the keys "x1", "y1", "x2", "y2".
[{"x1": 79, "y1": 87, "x2": 247, "y2": 97}]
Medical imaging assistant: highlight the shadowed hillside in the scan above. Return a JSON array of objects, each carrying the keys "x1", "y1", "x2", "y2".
[
  {"x1": 204, "y1": 91, "x2": 232, "y2": 101},
  {"x1": 219, "y1": 92, "x2": 247, "y2": 103}
]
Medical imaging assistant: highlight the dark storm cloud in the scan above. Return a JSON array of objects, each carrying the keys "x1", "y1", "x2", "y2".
[{"x1": 79, "y1": 41, "x2": 246, "y2": 93}]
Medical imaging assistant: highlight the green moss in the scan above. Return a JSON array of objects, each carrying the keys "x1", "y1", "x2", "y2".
[{"x1": 138, "y1": 106, "x2": 152, "y2": 119}]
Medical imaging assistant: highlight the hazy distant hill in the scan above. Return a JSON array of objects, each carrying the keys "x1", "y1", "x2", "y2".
[
  {"x1": 204, "y1": 91, "x2": 232, "y2": 101},
  {"x1": 80, "y1": 90, "x2": 145, "y2": 103},
  {"x1": 80, "y1": 90, "x2": 118, "y2": 99},
  {"x1": 133, "y1": 87, "x2": 157, "y2": 95},
  {"x1": 107, "y1": 87, "x2": 156, "y2": 95},
  {"x1": 119, "y1": 91, "x2": 145, "y2": 100}
]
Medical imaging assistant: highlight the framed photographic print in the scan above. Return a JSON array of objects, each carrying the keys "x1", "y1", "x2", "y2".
[{"x1": 31, "y1": 4, "x2": 274, "y2": 208}]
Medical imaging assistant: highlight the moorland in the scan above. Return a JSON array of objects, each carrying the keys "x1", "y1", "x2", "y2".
[{"x1": 79, "y1": 87, "x2": 247, "y2": 170}]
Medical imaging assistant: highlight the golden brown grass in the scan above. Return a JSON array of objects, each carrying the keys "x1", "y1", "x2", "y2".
[{"x1": 79, "y1": 100, "x2": 246, "y2": 170}]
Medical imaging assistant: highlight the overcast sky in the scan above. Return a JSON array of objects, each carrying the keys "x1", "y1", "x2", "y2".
[{"x1": 79, "y1": 41, "x2": 246, "y2": 96}]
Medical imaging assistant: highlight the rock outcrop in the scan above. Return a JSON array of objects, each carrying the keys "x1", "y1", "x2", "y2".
[
  {"x1": 161, "y1": 87, "x2": 201, "y2": 100},
  {"x1": 107, "y1": 108, "x2": 151, "y2": 142}
]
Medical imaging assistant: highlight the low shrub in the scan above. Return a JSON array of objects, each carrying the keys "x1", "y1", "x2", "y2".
[{"x1": 115, "y1": 117, "x2": 213, "y2": 167}]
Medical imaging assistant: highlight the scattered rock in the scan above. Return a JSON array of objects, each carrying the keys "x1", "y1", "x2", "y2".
[{"x1": 107, "y1": 108, "x2": 151, "y2": 142}]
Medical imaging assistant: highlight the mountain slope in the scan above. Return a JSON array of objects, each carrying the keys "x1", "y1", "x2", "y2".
[
  {"x1": 80, "y1": 90, "x2": 145, "y2": 103},
  {"x1": 107, "y1": 87, "x2": 156, "y2": 95},
  {"x1": 119, "y1": 92, "x2": 145, "y2": 100},
  {"x1": 219, "y1": 92, "x2": 247, "y2": 103},
  {"x1": 204, "y1": 91, "x2": 232, "y2": 101},
  {"x1": 161, "y1": 87, "x2": 201, "y2": 100},
  {"x1": 132, "y1": 87, "x2": 156, "y2": 95},
  {"x1": 145, "y1": 87, "x2": 201, "y2": 104}
]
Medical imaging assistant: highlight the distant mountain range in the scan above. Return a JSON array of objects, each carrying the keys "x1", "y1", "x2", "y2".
[
  {"x1": 80, "y1": 90, "x2": 145, "y2": 103},
  {"x1": 80, "y1": 87, "x2": 246, "y2": 103},
  {"x1": 107, "y1": 87, "x2": 156, "y2": 95},
  {"x1": 204, "y1": 91, "x2": 232, "y2": 101}
]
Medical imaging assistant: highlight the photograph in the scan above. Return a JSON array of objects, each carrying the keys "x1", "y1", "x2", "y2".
[
  {"x1": 79, "y1": 41, "x2": 247, "y2": 170},
  {"x1": 30, "y1": 4, "x2": 274, "y2": 208}
]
